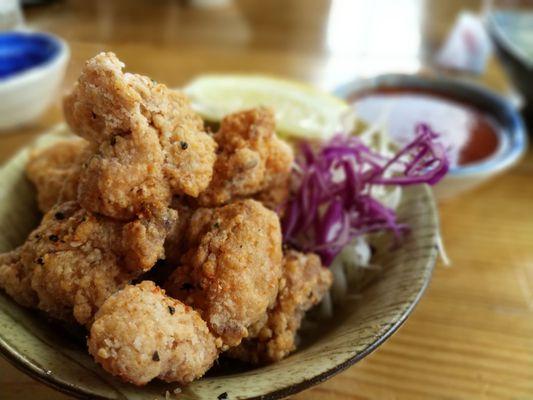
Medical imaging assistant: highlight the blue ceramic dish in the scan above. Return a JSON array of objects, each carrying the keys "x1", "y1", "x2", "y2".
[
  {"x1": 0, "y1": 31, "x2": 68, "y2": 130},
  {"x1": 0, "y1": 31, "x2": 63, "y2": 80},
  {"x1": 334, "y1": 74, "x2": 528, "y2": 198}
]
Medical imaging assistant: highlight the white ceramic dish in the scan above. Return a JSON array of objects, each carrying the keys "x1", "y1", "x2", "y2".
[{"x1": 0, "y1": 31, "x2": 69, "y2": 130}]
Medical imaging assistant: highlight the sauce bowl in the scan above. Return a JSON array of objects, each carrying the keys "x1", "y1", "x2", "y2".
[{"x1": 334, "y1": 74, "x2": 528, "y2": 199}]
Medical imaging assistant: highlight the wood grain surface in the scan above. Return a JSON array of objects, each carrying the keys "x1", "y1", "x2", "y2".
[{"x1": 0, "y1": 0, "x2": 532, "y2": 399}]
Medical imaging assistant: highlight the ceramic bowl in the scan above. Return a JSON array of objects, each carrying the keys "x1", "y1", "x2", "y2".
[
  {"x1": 0, "y1": 31, "x2": 69, "y2": 130},
  {"x1": 334, "y1": 74, "x2": 528, "y2": 200},
  {"x1": 0, "y1": 125, "x2": 440, "y2": 399}
]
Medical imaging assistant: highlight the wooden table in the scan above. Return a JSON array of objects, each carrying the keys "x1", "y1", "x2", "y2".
[{"x1": 1, "y1": 1, "x2": 532, "y2": 399}]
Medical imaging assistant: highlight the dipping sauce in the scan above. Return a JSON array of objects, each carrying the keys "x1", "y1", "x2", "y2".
[{"x1": 349, "y1": 88, "x2": 503, "y2": 167}]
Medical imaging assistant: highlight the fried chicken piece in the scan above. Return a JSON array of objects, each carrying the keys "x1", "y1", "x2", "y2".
[
  {"x1": 0, "y1": 201, "x2": 176, "y2": 325},
  {"x1": 197, "y1": 108, "x2": 293, "y2": 207},
  {"x1": 227, "y1": 250, "x2": 332, "y2": 363},
  {"x1": 88, "y1": 281, "x2": 218, "y2": 386},
  {"x1": 165, "y1": 199, "x2": 283, "y2": 348},
  {"x1": 63, "y1": 52, "x2": 217, "y2": 220},
  {"x1": 26, "y1": 138, "x2": 91, "y2": 212}
]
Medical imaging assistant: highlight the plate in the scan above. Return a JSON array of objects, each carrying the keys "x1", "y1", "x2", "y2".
[{"x1": 0, "y1": 125, "x2": 440, "y2": 400}]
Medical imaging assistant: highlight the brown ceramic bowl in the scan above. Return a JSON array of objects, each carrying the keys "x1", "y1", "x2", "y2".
[{"x1": 0, "y1": 125, "x2": 440, "y2": 399}]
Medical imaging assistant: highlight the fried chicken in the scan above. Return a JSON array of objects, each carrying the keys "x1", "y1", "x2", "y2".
[
  {"x1": 0, "y1": 51, "x2": 337, "y2": 387},
  {"x1": 0, "y1": 201, "x2": 176, "y2": 325},
  {"x1": 165, "y1": 199, "x2": 283, "y2": 348},
  {"x1": 88, "y1": 281, "x2": 218, "y2": 386},
  {"x1": 197, "y1": 108, "x2": 293, "y2": 208},
  {"x1": 26, "y1": 138, "x2": 91, "y2": 212},
  {"x1": 227, "y1": 250, "x2": 332, "y2": 363},
  {"x1": 63, "y1": 52, "x2": 217, "y2": 220}
]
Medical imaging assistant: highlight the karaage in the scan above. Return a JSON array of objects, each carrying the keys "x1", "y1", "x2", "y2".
[
  {"x1": 165, "y1": 199, "x2": 283, "y2": 348},
  {"x1": 88, "y1": 281, "x2": 218, "y2": 385},
  {"x1": 64, "y1": 52, "x2": 217, "y2": 220}
]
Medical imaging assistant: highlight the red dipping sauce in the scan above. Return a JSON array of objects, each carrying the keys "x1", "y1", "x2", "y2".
[{"x1": 349, "y1": 88, "x2": 502, "y2": 167}]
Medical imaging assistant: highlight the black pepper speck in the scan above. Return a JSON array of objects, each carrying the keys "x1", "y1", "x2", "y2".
[
  {"x1": 36, "y1": 257, "x2": 44, "y2": 265},
  {"x1": 168, "y1": 306, "x2": 175, "y2": 315},
  {"x1": 152, "y1": 351, "x2": 160, "y2": 362},
  {"x1": 49, "y1": 234, "x2": 59, "y2": 242},
  {"x1": 180, "y1": 141, "x2": 188, "y2": 150},
  {"x1": 54, "y1": 212, "x2": 65, "y2": 220},
  {"x1": 218, "y1": 392, "x2": 228, "y2": 400}
]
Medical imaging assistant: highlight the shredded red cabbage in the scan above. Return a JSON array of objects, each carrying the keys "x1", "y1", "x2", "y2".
[{"x1": 282, "y1": 123, "x2": 449, "y2": 266}]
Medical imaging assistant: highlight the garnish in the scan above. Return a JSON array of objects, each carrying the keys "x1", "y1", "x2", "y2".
[{"x1": 282, "y1": 123, "x2": 448, "y2": 265}]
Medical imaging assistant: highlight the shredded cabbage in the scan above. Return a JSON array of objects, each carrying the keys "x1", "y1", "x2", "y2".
[{"x1": 282, "y1": 123, "x2": 449, "y2": 266}]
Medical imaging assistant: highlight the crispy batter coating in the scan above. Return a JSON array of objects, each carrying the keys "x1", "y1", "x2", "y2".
[
  {"x1": 198, "y1": 108, "x2": 293, "y2": 207},
  {"x1": 227, "y1": 250, "x2": 332, "y2": 363},
  {"x1": 26, "y1": 139, "x2": 91, "y2": 212},
  {"x1": 164, "y1": 198, "x2": 195, "y2": 266},
  {"x1": 165, "y1": 199, "x2": 283, "y2": 348},
  {"x1": 254, "y1": 174, "x2": 290, "y2": 212},
  {"x1": 64, "y1": 52, "x2": 216, "y2": 220},
  {"x1": 88, "y1": 281, "x2": 218, "y2": 385},
  {"x1": 0, "y1": 248, "x2": 36, "y2": 308},
  {"x1": 0, "y1": 202, "x2": 176, "y2": 325}
]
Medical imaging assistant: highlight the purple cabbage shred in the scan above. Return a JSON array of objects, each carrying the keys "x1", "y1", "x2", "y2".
[{"x1": 282, "y1": 123, "x2": 449, "y2": 266}]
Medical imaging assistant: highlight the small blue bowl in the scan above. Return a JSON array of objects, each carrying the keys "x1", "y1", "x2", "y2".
[
  {"x1": 0, "y1": 31, "x2": 63, "y2": 80},
  {"x1": 0, "y1": 31, "x2": 69, "y2": 130},
  {"x1": 334, "y1": 74, "x2": 528, "y2": 199}
]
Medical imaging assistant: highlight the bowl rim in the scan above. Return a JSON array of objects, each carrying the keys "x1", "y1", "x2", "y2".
[
  {"x1": 0, "y1": 30, "x2": 70, "y2": 91},
  {"x1": 0, "y1": 128, "x2": 440, "y2": 400},
  {"x1": 333, "y1": 73, "x2": 528, "y2": 178}
]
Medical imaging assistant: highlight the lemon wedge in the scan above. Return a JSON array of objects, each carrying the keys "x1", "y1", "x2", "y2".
[{"x1": 183, "y1": 75, "x2": 349, "y2": 140}]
